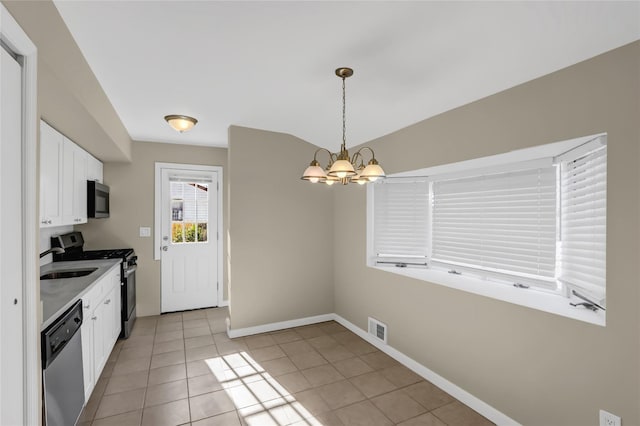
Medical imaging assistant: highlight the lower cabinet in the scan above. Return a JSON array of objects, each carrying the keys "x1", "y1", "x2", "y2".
[{"x1": 81, "y1": 265, "x2": 122, "y2": 402}]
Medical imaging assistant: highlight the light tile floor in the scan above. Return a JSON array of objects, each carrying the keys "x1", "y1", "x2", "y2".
[{"x1": 78, "y1": 307, "x2": 494, "y2": 426}]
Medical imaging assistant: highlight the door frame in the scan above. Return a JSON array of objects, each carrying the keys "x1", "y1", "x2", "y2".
[
  {"x1": 154, "y1": 162, "x2": 224, "y2": 308},
  {"x1": 0, "y1": 4, "x2": 39, "y2": 425}
]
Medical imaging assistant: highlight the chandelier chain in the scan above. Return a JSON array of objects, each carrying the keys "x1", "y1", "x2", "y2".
[{"x1": 342, "y1": 76, "x2": 346, "y2": 150}]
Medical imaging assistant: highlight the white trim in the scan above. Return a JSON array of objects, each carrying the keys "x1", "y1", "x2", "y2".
[
  {"x1": 332, "y1": 314, "x2": 521, "y2": 426},
  {"x1": 154, "y1": 162, "x2": 224, "y2": 307},
  {"x1": 218, "y1": 299, "x2": 229, "y2": 307},
  {"x1": 226, "y1": 313, "x2": 335, "y2": 338},
  {"x1": 226, "y1": 312, "x2": 520, "y2": 425},
  {"x1": 369, "y1": 265, "x2": 604, "y2": 327},
  {"x1": 1, "y1": 4, "x2": 39, "y2": 425}
]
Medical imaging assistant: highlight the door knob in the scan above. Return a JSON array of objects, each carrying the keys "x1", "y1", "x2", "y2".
[{"x1": 162, "y1": 246, "x2": 168, "y2": 251}]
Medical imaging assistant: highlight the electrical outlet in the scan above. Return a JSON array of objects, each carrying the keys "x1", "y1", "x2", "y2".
[
  {"x1": 139, "y1": 227, "x2": 151, "y2": 237},
  {"x1": 600, "y1": 410, "x2": 621, "y2": 426}
]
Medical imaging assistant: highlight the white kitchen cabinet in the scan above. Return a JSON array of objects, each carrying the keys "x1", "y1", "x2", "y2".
[
  {"x1": 80, "y1": 281, "x2": 101, "y2": 402},
  {"x1": 40, "y1": 120, "x2": 103, "y2": 227},
  {"x1": 107, "y1": 271, "x2": 122, "y2": 345},
  {"x1": 61, "y1": 138, "x2": 88, "y2": 225},
  {"x1": 39, "y1": 121, "x2": 63, "y2": 227},
  {"x1": 80, "y1": 265, "x2": 121, "y2": 402},
  {"x1": 91, "y1": 300, "x2": 107, "y2": 381},
  {"x1": 87, "y1": 154, "x2": 103, "y2": 183}
]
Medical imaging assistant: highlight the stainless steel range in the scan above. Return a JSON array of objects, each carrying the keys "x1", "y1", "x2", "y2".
[{"x1": 51, "y1": 231, "x2": 137, "y2": 338}]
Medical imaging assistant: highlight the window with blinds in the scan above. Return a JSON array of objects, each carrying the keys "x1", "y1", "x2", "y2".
[
  {"x1": 369, "y1": 135, "x2": 607, "y2": 306},
  {"x1": 559, "y1": 145, "x2": 607, "y2": 301},
  {"x1": 373, "y1": 179, "x2": 429, "y2": 265},
  {"x1": 431, "y1": 166, "x2": 557, "y2": 287}
]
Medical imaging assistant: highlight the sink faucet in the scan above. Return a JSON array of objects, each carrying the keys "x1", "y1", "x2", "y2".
[{"x1": 40, "y1": 247, "x2": 65, "y2": 258}]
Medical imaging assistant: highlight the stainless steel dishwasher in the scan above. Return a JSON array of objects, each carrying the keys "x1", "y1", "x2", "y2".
[{"x1": 41, "y1": 299, "x2": 85, "y2": 426}]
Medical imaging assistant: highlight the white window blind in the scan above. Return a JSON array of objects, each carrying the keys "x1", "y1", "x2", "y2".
[
  {"x1": 559, "y1": 145, "x2": 606, "y2": 300},
  {"x1": 431, "y1": 166, "x2": 557, "y2": 283},
  {"x1": 373, "y1": 179, "x2": 429, "y2": 263}
]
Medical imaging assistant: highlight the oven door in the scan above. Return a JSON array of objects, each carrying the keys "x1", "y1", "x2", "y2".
[{"x1": 120, "y1": 264, "x2": 137, "y2": 338}]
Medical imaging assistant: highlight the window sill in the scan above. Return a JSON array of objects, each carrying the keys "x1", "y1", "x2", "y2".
[{"x1": 370, "y1": 265, "x2": 605, "y2": 326}]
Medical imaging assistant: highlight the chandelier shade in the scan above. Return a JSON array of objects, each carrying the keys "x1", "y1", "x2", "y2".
[
  {"x1": 301, "y1": 160, "x2": 327, "y2": 183},
  {"x1": 327, "y1": 159, "x2": 357, "y2": 178},
  {"x1": 300, "y1": 67, "x2": 385, "y2": 186}
]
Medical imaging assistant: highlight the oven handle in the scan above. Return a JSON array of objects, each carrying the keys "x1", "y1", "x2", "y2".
[{"x1": 124, "y1": 265, "x2": 137, "y2": 278}]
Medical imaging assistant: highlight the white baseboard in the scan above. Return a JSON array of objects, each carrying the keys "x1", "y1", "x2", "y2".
[
  {"x1": 332, "y1": 315, "x2": 520, "y2": 426},
  {"x1": 226, "y1": 312, "x2": 519, "y2": 425},
  {"x1": 226, "y1": 313, "x2": 335, "y2": 338}
]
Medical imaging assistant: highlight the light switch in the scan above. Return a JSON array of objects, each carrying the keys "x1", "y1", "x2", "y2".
[{"x1": 139, "y1": 227, "x2": 151, "y2": 237}]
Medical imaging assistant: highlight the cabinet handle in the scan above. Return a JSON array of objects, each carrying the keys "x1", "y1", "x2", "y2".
[
  {"x1": 84, "y1": 304, "x2": 90, "y2": 309},
  {"x1": 104, "y1": 299, "x2": 111, "y2": 305},
  {"x1": 91, "y1": 316, "x2": 97, "y2": 320},
  {"x1": 47, "y1": 220, "x2": 52, "y2": 224}
]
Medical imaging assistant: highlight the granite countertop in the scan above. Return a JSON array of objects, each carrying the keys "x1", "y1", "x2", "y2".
[{"x1": 40, "y1": 259, "x2": 121, "y2": 330}]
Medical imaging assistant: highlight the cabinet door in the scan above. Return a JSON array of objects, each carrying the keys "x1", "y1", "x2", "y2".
[
  {"x1": 61, "y1": 139, "x2": 88, "y2": 225},
  {"x1": 61, "y1": 138, "x2": 75, "y2": 224},
  {"x1": 39, "y1": 122, "x2": 63, "y2": 227},
  {"x1": 111, "y1": 271, "x2": 122, "y2": 342},
  {"x1": 80, "y1": 285, "x2": 100, "y2": 401},
  {"x1": 91, "y1": 302, "x2": 107, "y2": 381},
  {"x1": 101, "y1": 285, "x2": 118, "y2": 354},
  {"x1": 80, "y1": 318, "x2": 93, "y2": 402},
  {"x1": 87, "y1": 155, "x2": 103, "y2": 183},
  {"x1": 73, "y1": 143, "x2": 88, "y2": 224}
]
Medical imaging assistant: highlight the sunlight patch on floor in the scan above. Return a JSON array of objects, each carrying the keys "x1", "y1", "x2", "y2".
[{"x1": 205, "y1": 351, "x2": 323, "y2": 425}]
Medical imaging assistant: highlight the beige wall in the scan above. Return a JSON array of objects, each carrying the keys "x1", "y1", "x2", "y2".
[
  {"x1": 334, "y1": 41, "x2": 640, "y2": 425},
  {"x1": 77, "y1": 141, "x2": 228, "y2": 317},
  {"x1": 4, "y1": 0, "x2": 132, "y2": 162},
  {"x1": 227, "y1": 126, "x2": 334, "y2": 329}
]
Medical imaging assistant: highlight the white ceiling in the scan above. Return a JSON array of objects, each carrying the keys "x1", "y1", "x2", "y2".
[{"x1": 53, "y1": 1, "x2": 640, "y2": 152}]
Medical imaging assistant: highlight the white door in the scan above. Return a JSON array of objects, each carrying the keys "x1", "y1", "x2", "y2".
[
  {"x1": 0, "y1": 45, "x2": 24, "y2": 426},
  {"x1": 160, "y1": 167, "x2": 219, "y2": 312}
]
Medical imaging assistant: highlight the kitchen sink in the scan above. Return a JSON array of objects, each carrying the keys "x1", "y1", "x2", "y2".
[{"x1": 40, "y1": 268, "x2": 98, "y2": 280}]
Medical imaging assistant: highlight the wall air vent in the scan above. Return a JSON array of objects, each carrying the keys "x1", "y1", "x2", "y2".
[{"x1": 368, "y1": 317, "x2": 388, "y2": 344}]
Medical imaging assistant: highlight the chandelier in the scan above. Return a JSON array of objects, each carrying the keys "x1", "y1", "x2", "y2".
[{"x1": 301, "y1": 67, "x2": 385, "y2": 186}]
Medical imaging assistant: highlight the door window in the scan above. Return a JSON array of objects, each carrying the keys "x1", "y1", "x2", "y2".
[{"x1": 170, "y1": 181, "x2": 208, "y2": 243}]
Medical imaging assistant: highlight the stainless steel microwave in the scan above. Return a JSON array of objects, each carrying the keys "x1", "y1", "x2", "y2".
[{"x1": 87, "y1": 181, "x2": 109, "y2": 218}]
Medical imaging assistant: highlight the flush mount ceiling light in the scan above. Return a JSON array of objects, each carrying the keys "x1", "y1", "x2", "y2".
[
  {"x1": 301, "y1": 67, "x2": 385, "y2": 186},
  {"x1": 164, "y1": 114, "x2": 198, "y2": 133}
]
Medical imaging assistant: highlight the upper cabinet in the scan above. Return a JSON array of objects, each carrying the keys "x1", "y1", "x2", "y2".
[
  {"x1": 61, "y1": 138, "x2": 87, "y2": 224},
  {"x1": 40, "y1": 121, "x2": 104, "y2": 228},
  {"x1": 40, "y1": 122, "x2": 63, "y2": 227},
  {"x1": 87, "y1": 155, "x2": 103, "y2": 183}
]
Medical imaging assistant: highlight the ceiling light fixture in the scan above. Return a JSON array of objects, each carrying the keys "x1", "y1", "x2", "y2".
[
  {"x1": 301, "y1": 67, "x2": 385, "y2": 186},
  {"x1": 164, "y1": 114, "x2": 198, "y2": 133}
]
